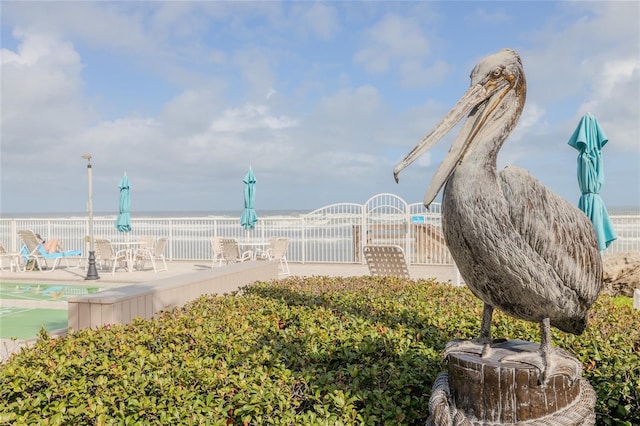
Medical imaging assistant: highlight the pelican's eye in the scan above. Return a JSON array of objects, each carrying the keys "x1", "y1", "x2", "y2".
[{"x1": 491, "y1": 68, "x2": 503, "y2": 79}]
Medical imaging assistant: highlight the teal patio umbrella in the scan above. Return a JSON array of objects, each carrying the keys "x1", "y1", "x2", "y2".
[
  {"x1": 240, "y1": 167, "x2": 258, "y2": 230},
  {"x1": 567, "y1": 113, "x2": 617, "y2": 251},
  {"x1": 115, "y1": 173, "x2": 132, "y2": 233}
]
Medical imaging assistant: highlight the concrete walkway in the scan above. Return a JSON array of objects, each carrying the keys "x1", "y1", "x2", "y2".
[
  {"x1": 1, "y1": 261, "x2": 458, "y2": 362},
  {"x1": 1, "y1": 260, "x2": 458, "y2": 285}
]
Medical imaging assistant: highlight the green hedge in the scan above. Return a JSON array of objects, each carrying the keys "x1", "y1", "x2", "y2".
[{"x1": 0, "y1": 276, "x2": 638, "y2": 425}]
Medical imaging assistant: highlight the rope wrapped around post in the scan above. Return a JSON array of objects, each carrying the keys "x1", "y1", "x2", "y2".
[{"x1": 426, "y1": 372, "x2": 597, "y2": 426}]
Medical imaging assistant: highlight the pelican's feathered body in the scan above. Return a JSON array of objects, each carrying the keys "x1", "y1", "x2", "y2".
[
  {"x1": 394, "y1": 49, "x2": 602, "y2": 377},
  {"x1": 444, "y1": 163, "x2": 601, "y2": 333}
]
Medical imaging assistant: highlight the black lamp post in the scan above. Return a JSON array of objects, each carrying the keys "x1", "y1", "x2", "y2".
[{"x1": 83, "y1": 154, "x2": 100, "y2": 280}]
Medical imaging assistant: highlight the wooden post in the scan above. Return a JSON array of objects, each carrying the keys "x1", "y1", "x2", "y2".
[
  {"x1": 427, "y1": 340, "x2": 596, "y2": 425},
  {"x1": 352, "y1": 225, "x2": 361, "y2": 262}
]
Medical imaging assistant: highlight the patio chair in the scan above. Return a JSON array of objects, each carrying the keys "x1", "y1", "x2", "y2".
[
  {"x1": 137, "y1": 235, "x2": 156, "y2": 251},
  {"x1": 262, "y1": 237, "x2": 290, "y2": 276},
  {"x1": 134, "y1": 237, "x2": 169, "y2": 272},
  {"x1": 219, "y1": 238, "x2": 252, "y2": 265},
  {"x1": 17, "y1": 230, "x2": 82, "y2": 272},
  {"x1": 210, "y1": 237, "x2": 225, "y2": 268},
  {"x1": 0, "y1": 241, "x2": 23, "y2": 272},
  {"x1": 363, "y1": 245, "x2": 411, "y2": 279},
  {"x1": 93, "y1": 238, "x2": 128, "y2": 274}
]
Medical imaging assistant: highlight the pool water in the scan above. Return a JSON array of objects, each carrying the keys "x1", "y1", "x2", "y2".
[{"x1": 0, "y1": 283, "x2": 103, "y2": 301}]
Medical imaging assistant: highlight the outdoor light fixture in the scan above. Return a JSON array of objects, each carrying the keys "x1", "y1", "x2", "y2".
[{"x1": 83, "y1": 154, "x2": 100, "y2": 280}]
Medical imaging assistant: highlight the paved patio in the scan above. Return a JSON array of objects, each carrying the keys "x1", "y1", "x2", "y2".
[{"x1": 0, "y1": 260, "x2": 458, "y2": 285}]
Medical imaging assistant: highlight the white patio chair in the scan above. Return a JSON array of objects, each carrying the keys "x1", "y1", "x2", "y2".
[
  {"x1": 210, "y1": 237, "x2": 225, "y2": 268},
  {"x1": 363, "y1": 245, "x2": 411, "y2": 279},
  {"x1": 263, "y1": 237, "x2": 290, "y2": 276},
  {"x1": 134, "y1": 237, "x2": 169, "y2": 272},
  {"x1": 93, "y1": 238, "x2": 128, "y2": 274},
  {"x1": 137, "y1": 235, "x2": 156, "y2": 251},
  {"x1": 219, "y1": 238, "x2": 252, "y2": 265},
  {"x1": 0, "y1": 241, "x2": 23, "y2": 272}
]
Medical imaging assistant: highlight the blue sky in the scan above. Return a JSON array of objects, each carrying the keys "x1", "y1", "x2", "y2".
[{"x1": 1, "y1": 1, "x2": 638, "y2": 215}]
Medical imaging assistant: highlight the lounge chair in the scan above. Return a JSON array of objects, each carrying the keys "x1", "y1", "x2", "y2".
[
  {"x1": 363, "y1": 245, "x2": 411, "y2": 279},
  {"x1": 134, "y1": 237, "x2": 169, "y2": 272},
  {"x1": 17, "y1": 230, "x2": 82, "y2": 272}
]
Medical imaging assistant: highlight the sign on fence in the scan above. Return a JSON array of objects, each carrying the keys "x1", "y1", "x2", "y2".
[{"x1": 411, "y1": 215, "x2": 425, "y2": 224}]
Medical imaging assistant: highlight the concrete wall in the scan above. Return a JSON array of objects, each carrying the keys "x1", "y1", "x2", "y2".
[{"x1": 68, "y1": 261, "x2": 278, "y2": 330}]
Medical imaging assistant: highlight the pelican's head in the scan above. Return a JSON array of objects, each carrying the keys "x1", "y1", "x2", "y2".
[{"x1": 393, "y1": 48, "x2": 526, "y2": 207}]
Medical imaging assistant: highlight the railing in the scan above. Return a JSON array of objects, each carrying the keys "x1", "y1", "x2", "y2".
[
  {"x1": 1, "y1": 194, "x2": 637, "y2": 265},
  {"x1": 606, "y1": 215, "x2": 640, "y2": 254}
]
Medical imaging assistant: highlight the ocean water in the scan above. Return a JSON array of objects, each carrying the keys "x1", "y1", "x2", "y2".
[
  {"x1": 1, "y1": 209, "x2": 311, "y2": 219},
  {"x1": 3, "y1": 205, "x2": 637, "y2": 219},
  {"x1": 609, "y1": 206, "x2": 640, "y2": 215}
]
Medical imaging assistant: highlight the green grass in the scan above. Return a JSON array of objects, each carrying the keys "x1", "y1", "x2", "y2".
[{"x1": 610, "y1": 295, "x2": 633, "y2": 309}]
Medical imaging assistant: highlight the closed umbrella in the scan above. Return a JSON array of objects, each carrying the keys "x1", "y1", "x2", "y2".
[
  {"x1": 567, "y1": 113, "x2": 617, "y2": 251},
  {"x1": 115, "y1": 173, "x2": 131, "y2": 233},
  {"x1": 240, "y1": 167, "x2": 258, "y2": 230}
]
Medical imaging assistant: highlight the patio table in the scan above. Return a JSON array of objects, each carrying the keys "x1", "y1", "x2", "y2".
[
  {"x1": 111, "y1": 241, "x2": 145, "y2": 272},
  {"x1": 238, "y1": 240, "x2": 270, "y2": 260}
]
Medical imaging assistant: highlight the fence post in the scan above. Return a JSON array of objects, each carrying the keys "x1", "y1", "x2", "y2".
[
  {"x1": 453, "y1": 262, "x2": 463, "y2": 287},
  {"x1": 10, "y1": 219, "x2": 17, "y2": 252}
]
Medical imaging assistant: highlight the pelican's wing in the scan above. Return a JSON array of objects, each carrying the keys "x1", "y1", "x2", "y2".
[{"x1": 499, "y1": 165, "x2": 603, "y2": 305}]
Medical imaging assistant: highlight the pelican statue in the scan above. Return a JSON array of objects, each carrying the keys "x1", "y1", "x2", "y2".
[{"x1": 394, "y1": 49, "x2": 602, "y2": 382}]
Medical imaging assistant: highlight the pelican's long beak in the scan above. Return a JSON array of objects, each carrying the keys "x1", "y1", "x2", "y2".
[{"x1": 393, "y1": 83, "x2": 498, "y2": 208}]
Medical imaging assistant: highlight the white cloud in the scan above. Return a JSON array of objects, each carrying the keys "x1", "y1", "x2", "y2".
[
  {"x1": 232, "y1": 47, "x2": 279, "y2": 97},
  {"x1": 266, "y1": 88, "x2": 277, "y2": 99},
  {"x1": 599, "y1": 59, "x2": 639, "y2": 98},
  {"x1": 354, "y1": 13, "x2": 449, "y2": 89},
  {"x1": 510, "y1": 1, "x2": 639, "y2": 205},
  {"x1": 3, "y1": 2, "x2": 152, "y2": 54},
  {"x1": 473, "y1": 7, "x2": 510, "y2": 24},
  {"x1": 1, "y1": 30, "x2": 92, "y2": 153},
  {"x1": 355, "y1": 14, "x2": 430, "y2": 75},
  {"x1": 161, "y1": 88, "x2": 224, "y2": 135},
  {"x1": 298, "y1": 2, "x2": 340, "y2": 40},
  {"x1": 399, "y1": 59, "x2": 451, "y2": 89},
  {"x1": 576, "y1": 59, "x2": 640, "y2": 149},
  {"x1": 210, "y1": 104, "x2": 297, "y2": 133},
  {"x1": 510, "y1": 102, "x2": 547, "y2": 144},
  {"x1": 499, "y1": 102, "x2": 547, "y2": 168}
]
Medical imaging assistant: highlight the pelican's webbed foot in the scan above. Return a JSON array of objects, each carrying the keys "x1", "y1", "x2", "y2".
[
  {"x1": 500, "y1": 344, "x2": 582, "y2": 385},
  {"x1": 444, "y1": 337, "x2": 507, "y2": 359},
  {"x1": 445, "y1": 303, "x2": 506, "y2": 358}
]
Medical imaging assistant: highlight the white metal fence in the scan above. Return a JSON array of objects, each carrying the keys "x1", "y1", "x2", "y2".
[{"x1": 1, "y1": 194, "x2": 638, "y2": 265}]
